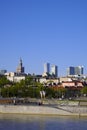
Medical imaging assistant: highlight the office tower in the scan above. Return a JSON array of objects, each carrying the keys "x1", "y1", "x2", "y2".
[
  {"x1": 44, "y1": 63, "x2": 50, "y2": 74},
  {"x1": 67, "y1": 67, "x2": 75, "y2": 75},
  {"x1": 0, "y1": 70, "x2": 7, "y2": 75},
  {"x1": 16, "y1": 58, "x2": 25, "y2": 73},
  {"x1": 51, "y1": 65, "x2": 58, "y2": 78},
  {"x1": 75, "y1": 66, "x2": 84, "y2": 75},
  {"x1": 67, "y1": 66, "x2": 84, "y2": 76}
]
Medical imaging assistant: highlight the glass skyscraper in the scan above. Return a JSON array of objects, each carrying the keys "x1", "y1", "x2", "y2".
[
  {"x1": 67, "y1": 66, "x2": 84, "y2": 76},
  {"x1": 51, "y1": 65, "x2": 58, "y2": 78},
  {"x1": 44, "y1": 63, "x2": 50, "y2": 74}
]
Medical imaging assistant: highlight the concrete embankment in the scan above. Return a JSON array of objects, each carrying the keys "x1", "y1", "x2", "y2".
[{"x1": 0, "y1": 105, "x2": 87, "y2": 116}]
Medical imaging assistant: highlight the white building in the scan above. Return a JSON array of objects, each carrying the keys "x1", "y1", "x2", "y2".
[
  {"x1": 44, "y1": 63, "x2": 50, "y2": 74},
  {"x1": 5, "y1": 72, "x2": 25, "y2": 82},
  {"x1": 51, "y1": 65, "x2": 58, "y2": 78}
]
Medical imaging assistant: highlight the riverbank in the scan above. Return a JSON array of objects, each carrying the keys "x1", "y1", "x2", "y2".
[{"x1": 0, "y1": 104, "x2": 87, "y2": 117}]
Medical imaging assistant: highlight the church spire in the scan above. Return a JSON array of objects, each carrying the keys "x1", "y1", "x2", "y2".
[
  {"x1": 19, "y1": 57, "x2": 22, "y2": 67},
  {"x1": 16, "y1": 58, "x2": 25, "y2": 73}
]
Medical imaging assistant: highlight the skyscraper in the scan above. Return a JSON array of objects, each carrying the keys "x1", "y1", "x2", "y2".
[
  {"x1": 51, "y1": 65, "x2": 58, "y2": 78},
  {"x1": 0, "y1": 70, "x2": 7, "y2": 75},
  {"x1": 43, "y1": 63, "x2": 58, "y2": 78},
  {"x1": 75, "y1": 66, "x2": 84, "y2": 76},
  {"x1": 67, "y1": 67, "x2": 75, "y2": 75},
  {"x1": 44, "y1": 63, "x2": 50, "y2": 74},
  {"x1": 67, "y1": 66, "x2": 84, "y2": 76},
  {"x1": 16, "y1": 58, "x2": 25, "y2": 73}
]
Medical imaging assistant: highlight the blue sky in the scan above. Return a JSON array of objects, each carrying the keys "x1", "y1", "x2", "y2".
[{"x1": 0, "y1": 0, "x2": 87, "y2": 76}]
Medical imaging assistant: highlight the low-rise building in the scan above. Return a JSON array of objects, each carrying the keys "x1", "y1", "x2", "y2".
[
  {"x1": 5, "y1": 72, "x2": 26, "y2": 82},
  {"x1": 59, "y1": 77, "x2": 72, "y2": 83},
  {"x1": 62, "y1": 81, "x2": 83, "y2": 88}
]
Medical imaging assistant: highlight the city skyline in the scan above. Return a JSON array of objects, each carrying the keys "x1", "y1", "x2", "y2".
[
  {"x1": 0, "y1": 58, "x2": 85, "y2": 77},
  {"x1": 0, "y1": 0, "x2": 87, "y2": 76}
]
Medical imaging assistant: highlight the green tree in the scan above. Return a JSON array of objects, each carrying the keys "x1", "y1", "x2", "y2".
[
  {"x1": 81, "y1": 86, "x2": 87, "y2": 96},
  {"x1": 25, "y1": 76, "x2": 33, "y2": 85},
  {"x1": 0, "y1": 75, "x2": 11, "y2": 87}
]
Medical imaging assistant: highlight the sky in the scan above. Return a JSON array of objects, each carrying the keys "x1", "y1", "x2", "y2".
[{"x1": 0, "y1": 0, "x2": 87, "y2": 76}]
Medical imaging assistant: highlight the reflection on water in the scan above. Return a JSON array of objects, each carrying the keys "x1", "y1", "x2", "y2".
[{"x1": 0, "y1": 114, "x2": 87, "y2": 130}]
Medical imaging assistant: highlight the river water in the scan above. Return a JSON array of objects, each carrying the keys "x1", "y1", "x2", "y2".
[{"x1": 0, "y1": 114, "x2": 87, "y2": 130}]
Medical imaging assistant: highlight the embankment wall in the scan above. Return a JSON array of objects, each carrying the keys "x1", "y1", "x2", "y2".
[{"x1": 0, "y1": 105, "x2": 87, "y2": 116}]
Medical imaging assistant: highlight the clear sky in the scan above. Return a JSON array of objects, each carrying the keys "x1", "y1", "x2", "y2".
[{"x1": 0, "y1": 0, "x2": 87, "y2": 76}]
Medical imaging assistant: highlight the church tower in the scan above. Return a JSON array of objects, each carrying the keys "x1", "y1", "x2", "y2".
[{"x1": 16, "y1": 58, "x2": 24, "y2": 73}]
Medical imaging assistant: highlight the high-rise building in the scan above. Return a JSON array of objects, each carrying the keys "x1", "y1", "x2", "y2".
[
  {"x1": 75, "y1": 66, "x2": 84, "y2": 75},
  {"x1": 51, "y1": 65, "x2": 58, "y2": 78},
  {"x1": 43, "y1": 63, "x2": 58, "y2": 78},
  {"x1": 67, "y1": 67, "x2": 75, "y2": 75},
  {"x1": 44, "y1": 63, "x2": 50, "y2": 74},
  {"x1": 0, "y1": 70, "x2": 7, "y2": 75},
  {"x1": 67, "y1": 66, "x2": 84, "y2": 76},
  {"x1": 16, "y1": 58, "x2": 25, "y2": 73}
]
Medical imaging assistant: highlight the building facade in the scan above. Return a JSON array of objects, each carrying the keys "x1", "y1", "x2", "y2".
[
  {"x1": 67, "y1": 66, "x2": 84, "y2": 76},
  {"x1": 16, "y1": 58, "x2": 25, "y2": 74},
  {"x1": 0, "y1": 70, "x2": 7, "y2": 75},
  {"x1": 51, "y1": 65, "x2": 58, "y2": 78},
  {"x1": 44, "y1": 63, "x2": 50, "y2": 74},
  {"x1": 67, "y1": 67, "x2": 75, "y2": 75},
  {"x1": 43, "y1": 63, "x2": 58, "y2": 78},
  {"x1": 75, "y1": 66, "x2": 84, "y2": 76}
]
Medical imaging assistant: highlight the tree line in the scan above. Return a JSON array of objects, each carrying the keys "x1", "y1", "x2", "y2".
[{"x1": 0, "y1": 75, "x2": 87, "y2": 98}]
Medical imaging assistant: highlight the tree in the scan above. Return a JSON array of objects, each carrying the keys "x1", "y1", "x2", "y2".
[
  {"x1": 25, "y1": 76, "x2": 33, "y2": 85},
  {"x1": 0, "y1": 75, "x2": 11, "y2": 87},
  {"x1": 81, "y1": 86, "x2": 87, "y2": 96}
]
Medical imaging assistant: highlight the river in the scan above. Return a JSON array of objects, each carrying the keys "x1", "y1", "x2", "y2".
[{"x1": 0, "y1": 114, "x2": 87, "y2": 130}]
